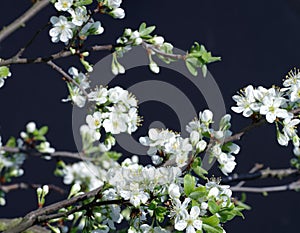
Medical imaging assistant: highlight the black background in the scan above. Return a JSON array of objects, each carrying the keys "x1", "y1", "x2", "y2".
[{"x1": 0, "y1": 0, "x2": 300, "y2": 232}]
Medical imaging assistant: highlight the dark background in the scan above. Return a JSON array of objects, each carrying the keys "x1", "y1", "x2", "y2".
[{"x1": 1, "y1": 0, "x2": 300, "y2": 232}]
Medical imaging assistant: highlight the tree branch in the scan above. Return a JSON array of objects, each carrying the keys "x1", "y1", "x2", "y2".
[
  {"x1": 221, "y1": 167, "x2": 299, "y2": 184},
  {"x1": 142, "y1": 41, "x2": 187, "y2": 60},
  {"x1": 2, "y1": 186, "x2": 103, "y2": 233},
  {"x1": 0, "y1": 45, "x2": 113, "y2": 66},
  {"x1": 0, "y1": 182, "x2": 65, "y2": 195},
  {"x1": 0, "y1": 0, "x2": 50, "y2": 43},
  {"x1": 46, "y1": 60, "x2": 89, "y2": 99},
  {"x1": 0, "y1": 146, "x2": 91, "y2": 161},
  {"x1": 230, "y1": 180, "x2": 300, "y2": 193}
]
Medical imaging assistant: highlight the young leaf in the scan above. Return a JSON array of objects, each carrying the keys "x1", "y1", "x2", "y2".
[{"x1": 184, "y1": 174, "x2": 196, "y2": 195}]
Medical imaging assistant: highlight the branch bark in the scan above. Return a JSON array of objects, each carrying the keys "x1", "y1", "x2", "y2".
[
  {"x1": 1, "y1": 186, "x2": 125, "y2": 233},
  {"x1": 0, "y1": 146, "x2": 90, "y2": 161},
  {"x1": 230, "y1": 180, "x2": 300, "y2": 193},
  {"x1": 221, "y1": 167, "x2": 299, "y2": 184},
  {"x1": 0, "y1": 0, "x2": 50, "y2": 43},
  {"x1": 0, "y1": 182, "x2": 65, "y2": 195},
  {"x1": 0, "y1": 45, "x2": 113, "y2": 66}
]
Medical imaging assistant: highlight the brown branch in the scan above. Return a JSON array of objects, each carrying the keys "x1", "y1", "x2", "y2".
[
  {"x1": 142, "y1": 41, "x2": 187, "y2": 60},
  {"x1": 0, "y1": 146, "x2": 90, "y2": 161},
  {"x1": 235, "y1": 163, "x2": 264, "y2": 188},
  {"x1": 0, "y1": 0, "x2": 50, "y2": 43},
  {"x1": 3, "y1": 186, "x2": 104, "y2": 233},
  {"x1": 0, "y1": 44, "x2": 113, "y2": 66},
  {"x1": 230, "y1": 180, "x2": 300, "y2": 193},
  {"x1": 222, "y1": 167, "x2": 299, "y2": 184},
  {"x1": 0, "y1": 183, "x2": 65, "y2": 195},
  {"x1": 46, "y1": 60, "x2": 89, "y2": 99}
]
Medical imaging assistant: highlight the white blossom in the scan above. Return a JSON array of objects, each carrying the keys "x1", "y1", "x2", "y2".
[
  {"x1": 231, "y1": 85, "x2": 260, "y2": 117},
  {"x1": 86, "y1": 112, "x2": 102, "y2": 130},
  {"x1": 54, "y1": 0, "x2": 73, "y2": 12},
  {"x1": 259, "y1": 96, "x2": 290, "y2": 123},
  {"x1": 49, "y1": 16, "x2": 75, "y2": 43},
  {"x1": 68, "y1": 6, "x2": 88, "y2": 26},
  {"x1": 174, "y1": 206, "x2": 203, "y2": 233},
  {"x1": 107, "y1": 0, "x2": 122, "y2": 8},
  {"x1": 26, "y1": 122, "x2": 36, "y2": 133},
  {"x1": 110, "y1": 8, "x2": 125, "y2": 19}
]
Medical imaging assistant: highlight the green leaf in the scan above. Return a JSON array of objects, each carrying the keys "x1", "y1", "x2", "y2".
[
  {"x1": 139, "y1": 22, "x2": 147, "y2": 32},
  {"x1": 34, "y1": 135, "x2": 46, "y2": 141},
  {"x1": 208, "y1": 200, "x2": 220, "y2": 214},
  {"x1": 39, "y1": 126, "x2": 48, "y2": 136},
  {"x1": 218, "y1": 207, "x2": 244, "y2": 222},
  {"x1": 185, "y1": 58, "x2": 198, "y2": 76},
  {"x1": 201, "y1": 64, "x2": 207, "y2": 77},
  {"x1": 74, "y1": 0, "x2": 93, "y2": 6},
  {"x1": 184, "y1": 174, "x2": 195, "y2": 195},
  {"x1": 0, "y1": 66, "x2": 10, "y2": 78},
  {"x1": 139, "y1": 26, "x2": 156, "y2": 37},
  {"x1": 192, "y1": 166, "x2": 208, "y2": 179},
  {"x1": 202, "y1": 215, "x2": 220, "y2": 226},
  {"x1": 105, "y1": 151, "x2": 122, "y2": 160},
  {"x1": 5, "y1": 137, "x2": 16, "y2": 148},
  {"x1": 202, "y1": 224, "x2": 223, "y2": 233},
  {"x1": 155, "y1": 206, "x2": 167, "y2": 223}
]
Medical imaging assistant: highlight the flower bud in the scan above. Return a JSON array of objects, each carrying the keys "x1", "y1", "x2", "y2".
[
  {"x1": 110, "y1": 8, "x2": 125, "y2": 19},
  {"x1": 26, "y1": 122, "x2": 36, "y2": 133}
]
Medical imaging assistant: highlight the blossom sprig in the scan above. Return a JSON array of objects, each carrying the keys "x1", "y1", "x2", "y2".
[
  {"x1": 78, "y1": 86, "x2": 140, "y2": 153},
  {"x1": 140, "y1": 110, "x2": 240, "y2": 176},
  {"x1": 0, "y1": 136, "x2": 26, "y2": 206},
  {"x1": 97, "y1": 0, "x2": 126, "y2": 19},
  {"x1": 36, "y1": 185, "x2": 49, "y2": 208},
  {"x1": 63, "y1": 66, "x2": 90, "y2": 107},
  {"x1": 49, "y1": 0, "x2": 104, "y2": 44},
  {"x1": 113, "y1": 23, "x2": 220, "y2": 77},
  {"x1": 231, "y1": 69, "x2": 300, "y2": 159},
  {"x1": 20, "y1": 122, "x2": 55, "y2": 154}
]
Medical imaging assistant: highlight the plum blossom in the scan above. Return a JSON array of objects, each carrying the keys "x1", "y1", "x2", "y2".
[
  {"x1": 174, "y1": 206, "x2": 203, "y2": 233},
  {"x1": 54, "y1": 0, "x2": 73, "y2": 12},
  {"x1": 68, "y1": 6, "x2": 88, "y2": 26},
  {"x1": 231, "y1": 85, "x2": 260, "y2": 117},
  {"x1": 86, "y1": 112, "x2": 102, "y2": 130},
  {"x1": 49, "y1": 16, "x2": 75, "y2": 43},
  {"x1": 259, "y1": 96, "x2": 290, "y2": 123}
]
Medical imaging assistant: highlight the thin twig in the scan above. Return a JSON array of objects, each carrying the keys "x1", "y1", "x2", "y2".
[
  {"x1": 3, "y1": 186, "x2": 103, "y2": 233},
  {"x1": 0, "y1": 146, "x2": 90, "y2": 161},
  {"x1": 46, "y1": 60, "x2": 89, "y2": 99},
  {"x1": 0, "y1": 0, "x2": 50, "y2": 43},
  {"x1": 0, "y1": 44, "x2": 113, "y2": 66},
  {"x1": 0, "y1": 183, "x2": 65, "y2": 195},
  {"x1": 235, "y1": 163, "x2": 264, "y2": 187},
  {"x1": 230, "y1": 180, "x2": 300, "y2": 193},
  {"x1": 222, "y1": 167, "x2": 299, "y2": 185},
  {"x1": 142, "y1": 41, "x2": 186, "y2": 60}
]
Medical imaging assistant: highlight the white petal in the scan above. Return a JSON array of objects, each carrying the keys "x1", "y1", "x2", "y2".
[{"x1": 175, "y1": 220, "x2": 187, "y2": 231}]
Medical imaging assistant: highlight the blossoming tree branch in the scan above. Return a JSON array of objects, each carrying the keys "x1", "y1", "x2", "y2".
[{"x1": 0, "y1": 1, "x2": 300, "y2": 233}]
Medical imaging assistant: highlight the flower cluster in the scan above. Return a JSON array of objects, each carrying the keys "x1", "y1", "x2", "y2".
[
  {"x1": 20, "y1": 122, "x2": 55, "y2": 154},
  {"x1": 186, "y1": 111, "x2": 239, "y2": 175},
  {"x1": 140, "y1": 110, "x2": 239, "y2": 176},
  {"x1": 104, "y1": 0, "x2": 125, "y2": 19},
  {"x1": 49, "y1": 0, "x2": 104, "y2": 44},
  {"x1": 114, "y1": 23, "x2": 171, "y2": 74},
  {"x1": 79, "y1": 86, "x2": 140, "y2": 152},
  {"x1": 63, "y1": 66, "x2": 90, "y2": 108},
  {"x1": 231, "y1": 70, "x2": 300, "y2": 158},
  {"x1": 139, "y1": 128, "x2": 193, "y2": 167},
  {"x1": 107, "y1": 159, "x2": 182, "y2": 207}
]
